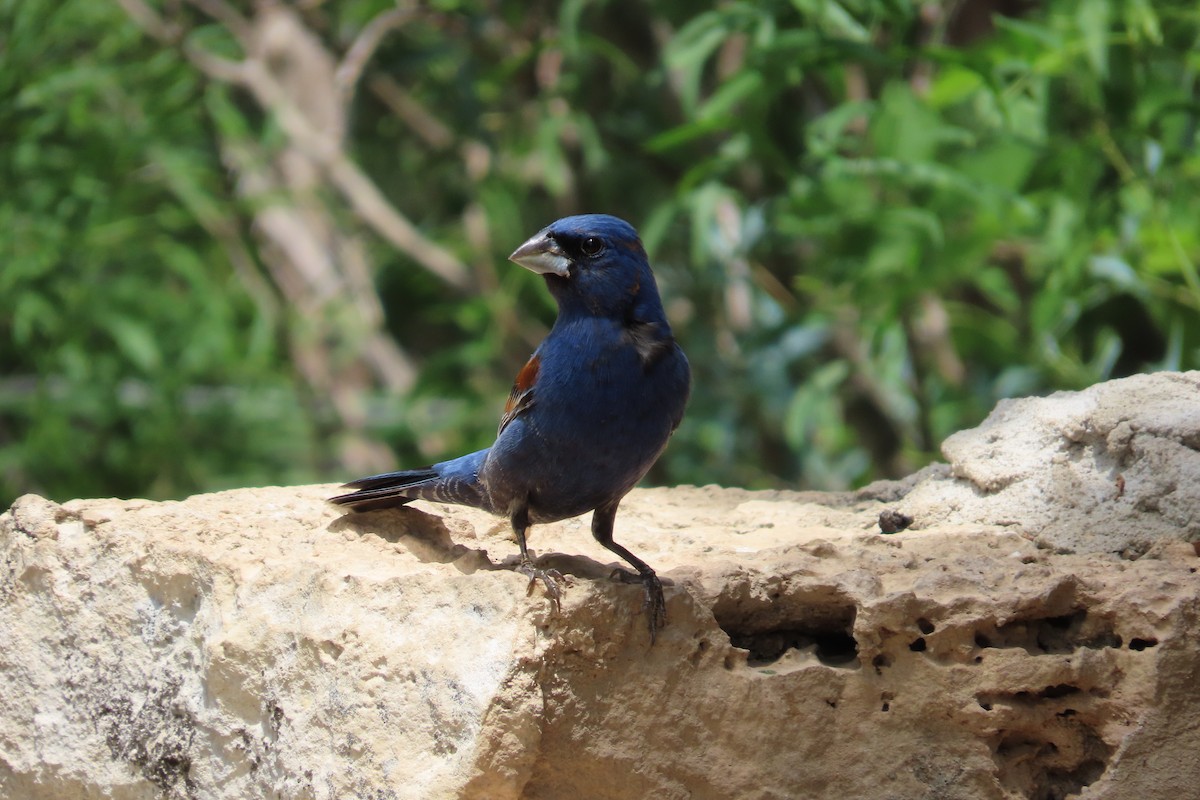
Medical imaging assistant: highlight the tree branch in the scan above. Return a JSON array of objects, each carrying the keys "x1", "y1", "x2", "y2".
[
  {"x1": 336, "y1": 7, "x2": 416, "y2": 113},
  {"x1": 188, "y1": 51, "x2": 472, "y2": 289}
]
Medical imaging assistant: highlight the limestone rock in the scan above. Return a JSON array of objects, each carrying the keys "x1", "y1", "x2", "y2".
[
  {"x1": 2, "y1": 372, "x2": 1198, "y2": 799},
  {"x1": 898, "y1": 370, "x2": 1200, "y2": 555}
]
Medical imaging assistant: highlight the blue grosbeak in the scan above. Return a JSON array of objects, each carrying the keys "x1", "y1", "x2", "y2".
[{"x1": 330, "y1": 214, "x2": 690, "y2": 641}]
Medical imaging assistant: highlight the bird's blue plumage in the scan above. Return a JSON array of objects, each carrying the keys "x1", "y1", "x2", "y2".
[
  {"x1": 329, "y1": 214, "x2": 690, "y2": 640},
  {"x1": 485, "y1": 312, "x2": 688, "y2": 521}
]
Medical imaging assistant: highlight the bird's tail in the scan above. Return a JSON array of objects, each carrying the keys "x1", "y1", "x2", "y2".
[{"x1": 328, "y1": 449, "x2": 490, "y2": 513}]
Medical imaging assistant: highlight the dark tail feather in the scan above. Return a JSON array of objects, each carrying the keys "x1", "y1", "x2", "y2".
[
  {"x1": 341, "y1": 468, "x2": 439, "y2": 492},
  {"x1": 328, "y1": 468, "x2": 438, "y2": 512},
  {"x1": 328, "y1": 450, "x2": 490, "y2": 513}
]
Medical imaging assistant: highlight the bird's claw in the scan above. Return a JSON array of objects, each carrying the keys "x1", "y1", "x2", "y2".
[
  {"x1": 518, "y1": 559, "x2": 564, "y2": 612},
  {"x1": 609, "y1": 568, "x2": 667, "y2": 643}
]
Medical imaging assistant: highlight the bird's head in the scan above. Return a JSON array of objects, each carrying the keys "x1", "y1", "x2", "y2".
[{"x1": 509, "y1": 214, "x2": 666, "y2": 321}]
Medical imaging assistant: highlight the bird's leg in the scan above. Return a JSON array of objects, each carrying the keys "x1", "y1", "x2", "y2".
[
  {"x1": 592, "y1": 501, "x2": 667, "y2": 643},
  {"x1": 512, "y1": 506, "x2": 563, "y2": 612}
]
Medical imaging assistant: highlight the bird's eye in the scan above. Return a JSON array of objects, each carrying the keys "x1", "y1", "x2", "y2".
[{"x1": 580, "y1": 237, "x2": 604, "y2": 257}]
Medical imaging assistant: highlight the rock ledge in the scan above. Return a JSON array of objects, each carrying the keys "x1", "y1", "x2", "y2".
[{"x1": 2, "y1": 372, "x2": 1199, "y2": 799}]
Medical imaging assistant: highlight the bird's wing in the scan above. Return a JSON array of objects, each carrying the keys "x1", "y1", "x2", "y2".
[{"x1": 498, "y1": 353, "x2": 540, "y2": 436}]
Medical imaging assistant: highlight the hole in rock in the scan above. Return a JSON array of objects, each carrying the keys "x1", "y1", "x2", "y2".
[
  {"x1": 991, "y1": 720, "x2": 1112, "y2": 800},
  {"x1": 872, "y1": 653, "x2": 892, "y2": 674},
  {"x1": 725, "y1": 626, "x2": 858, "y2": 667},
  {"x1": 976, "y1": 684, "x2": 1083, "y2": 710},
  {"x1": 1128, "y1": 637, "x2": 1157, "y2": 651},
  {"x1": 908, "y1": 637, "x2": 927, "y2": 652},
  {"x1": 713, "y1": 588, "x2": 859, "y2": 669},
  {"x1": 917, "y1": 617, "x2": 935, "y2": 634},
  {"x1": 1033, "y1": 612, "x2": 1085, "y2": 653},
  {"x1": 975, "y1": 610, "x2": 1121, "y2": 655},
  {"x1": 996, "y1": 735, "x2": 1053, "y2": 760}
]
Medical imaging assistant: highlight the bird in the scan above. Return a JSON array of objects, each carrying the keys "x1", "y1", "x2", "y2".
[{"x1": 329, "y1": 214, "x2": 691, "y2": 641}]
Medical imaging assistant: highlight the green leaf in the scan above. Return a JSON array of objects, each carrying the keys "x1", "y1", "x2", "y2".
[
  {"x1": 11, "y1": 292, "x2": 58, "y2": 345},
  {"x1": 664, "y1": 13, "x2": 731, "y2": 113},
  {"x1": 101, "y1": 316, "x2": 162, "y2": 373},
  {"x1": 1076, "y1": 0, "x2": 1111, "y2": 78},
  {"x1": 790, "y1": 0, "x2": 870, "y2": 42}
]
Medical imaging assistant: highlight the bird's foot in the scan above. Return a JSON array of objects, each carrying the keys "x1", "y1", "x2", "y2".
[
  {"x1": 518, "y1": 559, "x2": 564, "y2": 613},
  {"x1": 610, "y1": 567, "x2": 667, "y2": 643}
]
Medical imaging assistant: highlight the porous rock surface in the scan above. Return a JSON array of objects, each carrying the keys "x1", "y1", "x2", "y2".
[{"x1": 2, "y1": 372, "x2": 1199, "y2": 800}]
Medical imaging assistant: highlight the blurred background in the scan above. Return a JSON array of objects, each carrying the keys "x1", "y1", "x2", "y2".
[{"x1": 2, "y1": 0, "x2": 1199, "y2": 507}]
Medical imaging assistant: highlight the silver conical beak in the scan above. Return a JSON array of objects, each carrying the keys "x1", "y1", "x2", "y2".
[{"x1": 508, "y1": 232, "x2": 571, "y2": 277}]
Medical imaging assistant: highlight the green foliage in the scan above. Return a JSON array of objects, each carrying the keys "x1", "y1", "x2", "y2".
[
  {"x1": 0, "y1": 0, "x2": 318, "y2": 502},
  {"x1": 3, "y1": 0, "x2": 1200, "y2": 505}
]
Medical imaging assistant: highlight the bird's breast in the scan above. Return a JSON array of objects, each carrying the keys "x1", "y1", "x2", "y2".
[{"x1": 483, "y1": 319, "x2": 687, "y2": 520}]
